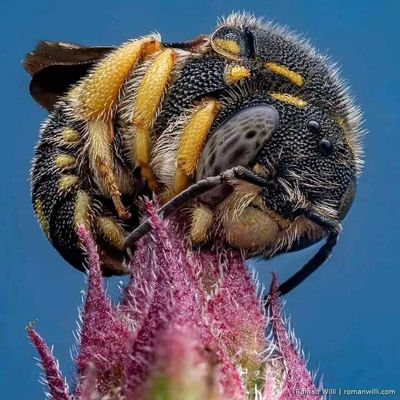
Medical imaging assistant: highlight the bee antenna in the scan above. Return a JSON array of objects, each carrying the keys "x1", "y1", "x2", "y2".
[
  {"x1": 266, "y1": 208, "x2": 341, "y2": 300},
  {"x1": 276, "y1": 231, "x2": 339, "y2": 297}
]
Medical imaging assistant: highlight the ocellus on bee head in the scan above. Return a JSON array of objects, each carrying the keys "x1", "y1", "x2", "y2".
[{"x1": 25, "y1": 12, "x2": 364, "y2": 292}]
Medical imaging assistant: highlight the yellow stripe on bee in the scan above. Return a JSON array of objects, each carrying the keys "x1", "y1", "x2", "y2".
[
  {"x1": 55, "y1": 154, "x2": 76, "y2": 169},
  {"x1": 74, "y1": 190, "x2": 91, "y2": 228},
  {"x1": 266, "y1": 62, "x2": 305, "y2": 87},
  {"x1": 61, "y1": 128, "x2": 81, "y2": 143},
  {"x1": 97, "y1": 216, "x2": 126, "y2": 250},
  {"x1": 34, "y1": 199, "x2": 50, "y2": 237},
  {"x1": 134, "y1": 48, "x2": 176, "y2": 127},
  {"x1": 227, "y1": 65, "x2": 251, "y2": 84},
  {"x1": 270, "y1": 92, "x2": 307, "y2": 107},
  {"x1": 177, "y1": 99, "x2": 220, "y2": 176},
  {"x1": 133, "y1": 48, "x2": 176, "y2": 192},
  {"x1": 59, "y1": 175, "x2": 79, "y2": 190},
  {"x1": 214, "y1": 38, "x2": 241, "y2": 55},
  {"x1": 78, "y1": 38, "x2": 161, "y2": 118},
  {"x1": 172, "y1": 99, "x2": 220, "y2": 196}
]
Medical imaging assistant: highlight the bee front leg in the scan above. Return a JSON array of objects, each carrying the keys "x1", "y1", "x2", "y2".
[
  {"x1": 69, "y1": 36, "x2": 161, "y2": 219},
  {"x1": 189, "y1": 202, "x2": 215, "y2": 244}
]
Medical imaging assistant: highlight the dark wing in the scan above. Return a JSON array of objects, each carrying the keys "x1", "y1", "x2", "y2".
[{"x1": 23, "y1": 40, "x2": 114, "y2": 111}]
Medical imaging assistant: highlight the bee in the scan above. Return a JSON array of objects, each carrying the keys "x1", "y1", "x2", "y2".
[{"x1": 25, "y1": 12, "x2": 363, "y2": 292}]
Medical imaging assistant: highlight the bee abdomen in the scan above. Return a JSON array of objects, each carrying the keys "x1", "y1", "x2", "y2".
[
  {"x1": 31, "y1": 105, "x2": 139, "y2": 274},
  {"x1": 31, "y1": 106, "x2": 89, "y2": 270}
]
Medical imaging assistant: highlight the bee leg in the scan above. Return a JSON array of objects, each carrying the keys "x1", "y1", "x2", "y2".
[
  {"x1": 75, "y1": 192, "x2": 131, "y2": 275},
  {"x1": 124, "y1": 167, "x2": 266, "y2": 248},
  {"x1": 133, "y1": 48, "x2": 177, "y2": 192},
  {"x1": 189, "y1": 203, "x2": 215, "y2": 244},
  {"x1": 72, "y1": 36, "x2": 161, "y2": 119},
  {"x1": 164, "y1": 98, "x2": 220, "y2": 202},
  {"x1": 69, "y1": 36, "x2": 161, "y2": 219},
  {"x1": 85, "y1": 119, "x2": 132, "y2": 220},
  {"x1": 65, "y1": 189, "x2": 129, "y2": 275},
  {"x1": 96, "y1": 215, "x2": 128, "y2": 252},
  {"x1": 274, "y1": 232, "x2": 339, "y2": 297}
]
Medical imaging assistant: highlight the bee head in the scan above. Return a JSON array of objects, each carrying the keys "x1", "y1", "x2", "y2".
[{"x1": 197, "y1": 13, "x2": 364, "y2": 255}]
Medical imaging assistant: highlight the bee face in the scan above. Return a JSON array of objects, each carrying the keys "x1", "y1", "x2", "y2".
[
  {"x1": 257, "y1": 103, "x2": 357, "y2": 217},
  {"x1": 196, "y1": 94, "x2": 358, "y2": 254},
  {"x1": 196, "y1": 14, "x2": 363, "y2": 254}
]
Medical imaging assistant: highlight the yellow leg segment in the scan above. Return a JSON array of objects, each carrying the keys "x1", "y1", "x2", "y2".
[
  {"x1": 133, "y1": 48, "x2": 176, "y2": 191},
  {"x1": 87, "y1": 119, "x2": 130, "y2": 219},
  {"x1": 74, "y1": 190, "x2": 92, "y2": 229},
  {"x1": 190, "y1": 203, "x2": 215, "y2": 244},
  {"x1": 168, "y1": 99, "x2": 220, "y2": 199},
  {"x1": 76, "y1": 37, "x2": 161, "y2": 119},
  {"x1": 97, "y1": 216, "x2": 127, "y2": 251}
]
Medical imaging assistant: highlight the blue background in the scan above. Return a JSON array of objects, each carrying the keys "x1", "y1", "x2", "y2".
[{"x1": 1, "y1": 0, "x2": 399, "y2": 398}]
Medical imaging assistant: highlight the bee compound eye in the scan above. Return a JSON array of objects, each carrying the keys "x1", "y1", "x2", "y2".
[
  {"x1": 307, "y1": 120, "x2": 321, "y2": 134},
  {"x1": 318, "y1": 138, "x2": 334, "y2": 155}
]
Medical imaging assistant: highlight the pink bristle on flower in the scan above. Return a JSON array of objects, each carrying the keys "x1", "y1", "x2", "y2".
[
  {"x1": 27, "y1": 325, "x2": 71, "y2": 400},
  {"x1": 124, "y1": 201, "x2": 245, "y2": 400},
  {"x1": 75, "y1": 226, "x2": 132, "y2": 394},
  {"x1": 264, "y1": 274, "x2": 323, "y2": 400},
  {"x1": 78, "y1": 363, "x2": 98, "y2": 400},
  {"x1": 207, "y1": 250, "x2": 267, "y2": 391}
]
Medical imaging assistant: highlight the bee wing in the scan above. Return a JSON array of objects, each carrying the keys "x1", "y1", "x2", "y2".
[
  {"x1": 23, "y1": 40, "x2": 114, "y2": 111},
  {"x1": 196, "y1": 105, "x2": 279, "y2": 204}
]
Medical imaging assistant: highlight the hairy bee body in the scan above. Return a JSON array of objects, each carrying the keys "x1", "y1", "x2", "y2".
[{"x1": 27, "y1": 13, "x2": 363, "y2": 275}]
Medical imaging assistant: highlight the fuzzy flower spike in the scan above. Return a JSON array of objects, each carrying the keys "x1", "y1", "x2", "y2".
[{"x1": 29, "y1": 201, "x2": 323, "y2": 400}]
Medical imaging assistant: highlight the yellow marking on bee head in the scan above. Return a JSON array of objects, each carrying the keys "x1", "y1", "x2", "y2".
[
  {"x1": 266, "y1": 62, "x2": 305, "y2": 87},
  {"x1": 190, "y1": 204, "x2": 214, "y2": 244},
  {"x1": 227, "y1": 65, "x2": 251, "y2": 84},
  {"x1": 214, "y1": 38, "x2": 241, "y2": 56},
  {"x1": 61, "y1": 128, "x2": 81, "y2": 143},
  {"x1": 74, "y1": 190, "x2": 91, "y2": 228},
  {"x1": 270, "y1": 92, "x2": 307, "y2": 108},
  {"x1": 35, "y1": 199, "x2": 50, "y2": 237},
  {"x1": 59, "y1": 175, "x2": 79, "y2": 190},
  {"x1": 55, "y1": 154, "x2": 76, "y2": 169},
  {"x1": 97, "y1": 216, "x2": 126, "y2": 250},
  {"x1": 78, "y1": 38, "x2": 161, "y2": 119}
]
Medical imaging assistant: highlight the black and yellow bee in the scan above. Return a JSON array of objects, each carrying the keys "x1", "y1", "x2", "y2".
[{"x1": 25, "y1": 13, "x2": 363, "y2": 293}]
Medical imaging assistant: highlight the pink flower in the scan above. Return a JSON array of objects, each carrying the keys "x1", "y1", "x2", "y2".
[{"x1": 29, "y1": 201, "x2": 323, "y2": 399}]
